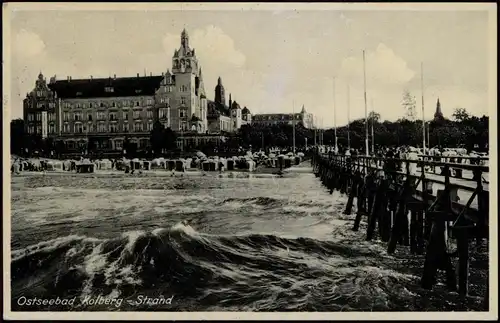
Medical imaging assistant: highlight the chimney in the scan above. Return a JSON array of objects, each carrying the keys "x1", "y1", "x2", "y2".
[
  {"x1": 67, "y1": 76, "x2": 70, "y2": 81},
  {"x1": 162, "y1": 72, "x2": 164, "y2": 76},
  {"x1": 90, "y1": 75, "x2": 93, "y2": 80},
  {"x1": 137, "y1": 73, "x2": 140, "y2": 77},
  {"x1": 150, "y1": 72, "x2": 152, "y2": 76},
  {"x1": 114, "y1": 74, "x2": 116, "y2": 79}
]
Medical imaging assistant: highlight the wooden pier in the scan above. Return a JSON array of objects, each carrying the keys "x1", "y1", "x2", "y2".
[{"x1": 311, "y1": 151, "x2": 489, "y2": 299}]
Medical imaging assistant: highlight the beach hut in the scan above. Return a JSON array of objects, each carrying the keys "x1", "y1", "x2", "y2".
[
  {"x1": 246, "y1": 159, "x2": 256, "y2": 171},
  {"x1": 226, "y1": 158, "x2": 235, "y2": 171},
  {"x1": 167, "y1": 159, "x2": 176, "y2": 171},
  {"x1": 208, "y1": 159, "x2": 217, "y2": 171},
  {"x1": 175, "y1": 159, "x2": 186, "y2": 172},
  {"x1": 98, "y1": 159, "x2": 113, "y2": 170},
  {"x1": 76, "y1": 159, "x2": 94, "y2": 173},
  {"x1": 130, "y1": 158, "x2": 141, "y2": 170},
  {"x1": 46, "y1": 160, "x2": 63, "y2": 171},
  {"x1": 284, "y1": 156, "x2": 292, "y2": 168}
]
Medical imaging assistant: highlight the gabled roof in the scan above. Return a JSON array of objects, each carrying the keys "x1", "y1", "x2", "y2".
[{"x1": 48, "y1": 75, "x2": 164, "y2": 99}]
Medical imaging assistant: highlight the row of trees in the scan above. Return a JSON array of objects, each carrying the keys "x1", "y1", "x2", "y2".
[
  {"x1": 234, "y1": 107, "x2": 489, "y2": 153},
  {"x1": 10, "y1": 107, "x2": 489, "y2": 158}
]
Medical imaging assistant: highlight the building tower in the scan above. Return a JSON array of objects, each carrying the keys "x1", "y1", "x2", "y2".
[
  {"x1": 433, "y1": 98, "x2": 444, "y2": 122},
  {"x1": 214, "y1": 77, "x2": 226, "y2": 106},
  {"x1": 228, "y1": 93, "x2": 232, "y2": 109},
  {"x1": 171, "y1": 29, "x2": 204, "y2": 131}
]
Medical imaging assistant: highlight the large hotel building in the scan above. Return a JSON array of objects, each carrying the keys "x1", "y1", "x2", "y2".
[{"x1": 22, "y1": 29, "x2": 251, "y2": 153}]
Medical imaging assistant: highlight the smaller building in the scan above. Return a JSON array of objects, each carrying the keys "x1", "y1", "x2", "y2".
[
  {"x1": 207, "y1": 77, "x2": 251, "y2": 133},
  {"x1": 251, "y1": 105, "x2": 314, "y2": 128}
]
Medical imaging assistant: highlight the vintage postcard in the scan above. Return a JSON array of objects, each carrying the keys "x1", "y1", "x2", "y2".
[{"x1": 3, "y1": 2, "x2": 497, "y2": 321}]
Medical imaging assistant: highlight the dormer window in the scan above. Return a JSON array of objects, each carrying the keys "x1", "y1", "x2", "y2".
[
  {"x1": 135, "y1": 89, "x2": 142, "y2": 94},
  {"x1": 105, "y1": 87, "x2": 114, "y2": 93},
  {"x1": 76, "y1": 92, "x2": 83, "y2": 96}
]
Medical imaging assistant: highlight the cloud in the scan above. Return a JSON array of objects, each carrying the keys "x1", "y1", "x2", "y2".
[
  {"x1": 13, "y1": 29, "x2": 46, "y2": 58},
  {"x1": 339, "y1": 43, "x2": 416, "y2": 88}
]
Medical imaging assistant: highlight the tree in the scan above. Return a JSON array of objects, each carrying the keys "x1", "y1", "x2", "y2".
[
  {"x1": 452, "y1": 108, "x2": 471, "y2": 122},
  {"x1": 10, "y1": 119, "x2": 25, "y2": 156},
  {"x1": 150, "y1": 121, "x2": 165, "y2": 156},
  {"x1": 163, "y1": 127, "x2": 177, "y2": 151},
  {"x1": 368, "y1": 111, "x2": 381, "y2": 123},
  {"x1": 401, "y1": 90, "x2": 417, "y2": 121}
]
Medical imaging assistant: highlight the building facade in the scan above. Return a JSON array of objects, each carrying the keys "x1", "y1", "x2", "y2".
[
  {"x1": 22, "y1": 29, "x2": 247, "y2": 154},
  {"x1": 251, "y1": 105, "x2": 314, "y2": 128},
  {"x1": 206, "y1": 77, "x2": 251, "y2": 134}
]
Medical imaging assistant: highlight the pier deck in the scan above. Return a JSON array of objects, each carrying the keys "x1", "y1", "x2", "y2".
[{"x1": 312, "y1": 152, "x2": 490, "y2": 301}]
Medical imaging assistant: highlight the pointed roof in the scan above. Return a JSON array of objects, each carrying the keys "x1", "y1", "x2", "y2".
[
  {"x1": 301, "y1": 105, "x2": 306, "y2": 113},
  {"x1": 434, "y1": 98, "x2": 443, "y2": 117}
]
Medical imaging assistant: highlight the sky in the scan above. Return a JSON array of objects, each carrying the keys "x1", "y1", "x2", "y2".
[{"x1": 6, "y1": 4, "x2": 495, "y2": 127}]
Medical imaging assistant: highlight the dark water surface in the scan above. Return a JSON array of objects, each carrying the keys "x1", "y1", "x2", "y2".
[{"x1": 10, "y1": 169, "x2": 488, "y2": 311}]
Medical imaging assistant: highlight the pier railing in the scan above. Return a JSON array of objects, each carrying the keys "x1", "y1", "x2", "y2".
[{"x1": 311, "y1": 152, "x2": 489, "y2": 300}]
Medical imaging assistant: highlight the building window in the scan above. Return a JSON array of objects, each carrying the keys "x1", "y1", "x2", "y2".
[
  {"x1": 76, "y1": 103, "x2": 81, "y2": 109},
  {"x1": 136, "y1": 101, "x2": 140, "y2": 107},
  {"x1": 98, "y1": 123, "x2": 107, "y2": 132},
  {"x1": 180, "y1": 85, "x2": 188, "y2": 92},
  {"x1": 133, "y1": 111, "x2": 141, "y2": 119},
  {"x1": 105, "y1": 87, "x2": 114, "y2": 93},
  {"x1": 36, "y1": 127, "x2": 42, "y2": 134},
  {"x1": 28, "y1": 114, "x2": 34, "y2": 121},
  {"x1": 134, "y1": 123, "x2": 143, "y2": 132},
  {"x1": 122, "y1": 111, "x2": 128, "y2": 120},
  {"x1": 112, "y1": 102, "x2": 116, "y2": 107},
  {"x1": 147, "y1": 122, "x2": 153, "y2": 131},
  {"x1": 123, "y1": 123, "x2": 129, "y2": 132},
  {"x1": 89, "y1": 103, "x2": 93, "y2": 108},
  {"x1": 75, "y1": 123, "x2": 84, "y2": 133},
  {"x1": 63, "y1": 123, "x2": 71, "y2": 133},
  {"x1": 109, "y1": 124, "x2": 118, "y2": 133},
  {"x1": 147, "y1": 99, "x2": 153, "y2": 106},
  {"x1": 87, "y1": 123, "x2": 94, "y2": 133},
  {"x1": 74, "y1": 112, "x2": 82, "y2": 121},
  {"x1": 36, "y1": 113, "x2": 42, "y2": 121},
  {"x1": 109, "y1": 112, "x2": 118, "y2": 121},
  {"x1": 115, "y1": 140, "x2": 123, "y2": 150},
  {"x1": 49, "y1": 123, "x2": 55, "y2": 134},
  {"x1": 87, "y1": 113, "x2": 93, "y2": 121},
  {"x1": 181, "y1": 97, "x2": 186, "y2": 105},
  {"x1": 147, "y1": 110, "x2": 153, "y2": 119},
  {"x1": 28, "y1": 125, "x2": 35, "y2": 134},
  {"x1": 160, "y1": 97, "x2": 165, "y2": 103},
  {"x1": 100, "y1": 102, "x2": 104, "y2": 108},
  {"x1": 48, "y1": 113, "x2": 55, "y2": 122},
  {"x1": 159, "y1": 108, "x2": 168, "y2": 119},
  {"x1": 97, "y1": 112, "x2": 106, "y2": 120},
  {"x1": 179, "y1": 109, "x2": 185, "y2": 118}
]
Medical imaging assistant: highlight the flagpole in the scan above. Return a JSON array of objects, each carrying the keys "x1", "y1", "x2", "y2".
[
  {"x1": 292, "y1": 100, "x2": 296, "y2": 154},
  {"x1": 421, "y1": 62, "x2": 426, "y2": 152},
  {"x1": 371, "y1": 97, "x2": 375, "y2": 154},
  {"x1": 333, "y1": 77, "x2": 338, "y2": 153},
  {"x1": 347, "y1": 84, "x2": 351, "y2": 150},
  {"x1": 363, "y1": 49, "x2": 369, "y2": 156}
]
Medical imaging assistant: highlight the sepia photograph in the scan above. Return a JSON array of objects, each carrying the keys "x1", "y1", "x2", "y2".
[{"x1": 3, "y1": 2, "x2": 497, "y2": 320}]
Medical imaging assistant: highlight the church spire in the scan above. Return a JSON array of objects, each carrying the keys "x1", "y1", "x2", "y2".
[
  {"x1": 434, "y1": 97, "x2": 444, "y2": 122},
  {"x1": 181, "y1": 28, "x2": 189, "y2": 49}
]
